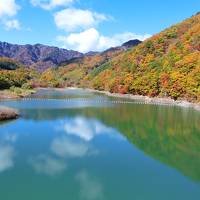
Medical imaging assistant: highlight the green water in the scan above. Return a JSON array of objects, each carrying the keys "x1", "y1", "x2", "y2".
[{"x1": 0, "y1": 88, "x2": 200, "y2": 200}]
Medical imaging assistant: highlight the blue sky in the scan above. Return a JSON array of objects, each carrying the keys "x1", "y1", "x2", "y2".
[{"x1": 0, "y1": 0, "x2": 199, "y2": 52}]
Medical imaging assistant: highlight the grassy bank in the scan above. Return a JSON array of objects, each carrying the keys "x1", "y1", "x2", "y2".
[{"x1": 0, "y1": 87, "x2": 35, "y2": 99}]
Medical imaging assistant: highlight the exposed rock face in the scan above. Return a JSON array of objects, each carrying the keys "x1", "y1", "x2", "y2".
[{"x1": 0, "y1": 42, "x2": 83, "y2": 71}]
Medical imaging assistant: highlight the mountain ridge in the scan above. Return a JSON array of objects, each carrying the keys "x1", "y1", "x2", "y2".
[
  {"x1": 0, "y1": 39, "x2": 142, "y2": 72},
  {"x1": 0, "y1": 41, "x2": 84, "y2": 71}
]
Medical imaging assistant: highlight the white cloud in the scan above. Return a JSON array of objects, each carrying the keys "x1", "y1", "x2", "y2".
[
  {"x1": 0, "y1": 0, "x2": 20, "y2": 18},
  {"x1": 4, "y1": 19, "x2": 20, "y2": 30},
  {"x1": 31, "y1": 0, "x2": 74, "y2": 10},
  {"x1": 57, "y1": 28, "x2": 151, "y2": 53},
  {"x1": 54, "y1": 8, "x2": 108, "y2": 32},
  {"x1": 0, "y1": 0, "x2": 21, "y2": 31},
  {"x1": 57, "y1": 28, "x2": 99, "y2": 53}
]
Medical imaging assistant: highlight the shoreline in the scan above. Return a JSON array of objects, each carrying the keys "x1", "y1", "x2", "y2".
[
  {"x1": 86, "y1": 89, "x2": 200, "y2": 112},
  {"x1": 66, "y1": 87, "x2": 200, "y2": 112},
  {"x1": 1, "y1": 87, "x2": 200, "y2": 112},
  {"x1": 0, "y1": 89, "x2": 36, "y2": 100},
  {"x1": 0, "y1": 91, "x2": 20, "y2": 100}
]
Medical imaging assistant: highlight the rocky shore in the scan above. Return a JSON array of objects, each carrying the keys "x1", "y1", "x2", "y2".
[
  {"x1": 0, "y1": 106, "x2": 19, "y2": 121},
  {"x1": 81, "y1": 88, "x2": 200, "y2": 112},
  {"x1": 38, "y1": 87, "x2": 200, "y2": 111}
]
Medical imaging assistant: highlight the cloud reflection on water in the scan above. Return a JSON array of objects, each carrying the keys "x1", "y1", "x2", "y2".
[
  {"x1": 51, "y1": 137, "x2": 91, "y2": 158},
  {"x1": 0, "y1": 144, "x2": 15, "y2": 173},
  {"x1": 62, "y1": 116, "x2": 121, "y2": 142},
  {"x1": 30, "y1": 155, "x2": 67, "y2": 176},
  {"x1": 75, "y1": 170, "x2": 104, "y2": 200},
  {"x1": 0, "y1": 132, "x2": 17, "y2": 173},
  {"x1": 30, "y1": 116, "x2": 122, "y2": 178}
]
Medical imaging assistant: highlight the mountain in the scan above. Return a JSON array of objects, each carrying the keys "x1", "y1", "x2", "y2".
[
  {"x1": 102, "y1": 39, "x2": 142, "y2": 54},
  {"x1": 0, "y1": 39, "x2": 141, "y2": 72},
  {"x1": 85, "y1": 51, "x2": 99, "y2": 56},
  {"x1": 0, "y1": 42, "x2": 83, "y2": 71},
  {"x1": 0, "y1": 39, "x2": 142, "y2": 89},
  {"x1": 85, "y1": 13, "x2": 200, "y2": 102},
  {"x1": 1, "y1": 13, "x2": 200, "y2": 103},
  {"x1": 40, "y1": 39, "x2": 142, "y2": 87},
  {"x1": 122, "y1": 39, "x2": 142, "y2": 49}
]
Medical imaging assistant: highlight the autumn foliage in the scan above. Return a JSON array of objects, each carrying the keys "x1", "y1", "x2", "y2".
[
  {"x1": 1, "y1": 13, "x2": 200, "y2": 103},
  {"x1": 88, "y1": 13, "x2": 200, "y2": 102}
]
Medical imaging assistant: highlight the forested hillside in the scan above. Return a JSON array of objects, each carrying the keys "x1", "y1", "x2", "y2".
[
  {"x1": 87, "y1": 13, "x2": 200, "y2": 102},
  {"x1": 39, "y1": 40, "x2": 141, "y2": 87},
  {"x1": 0, "y1": 57, "x2": 38, "y2": 96}
]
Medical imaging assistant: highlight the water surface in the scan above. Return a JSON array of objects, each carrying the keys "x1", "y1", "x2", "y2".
[{"x1": 0, "y1": 89, "x2": 200, "y2": 200}]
